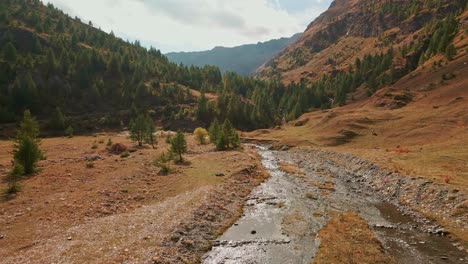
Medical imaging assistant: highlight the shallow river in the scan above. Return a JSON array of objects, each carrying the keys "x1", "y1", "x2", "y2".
[{"x1": 203, "y1": 146, "x2": 467, "y2": 264}]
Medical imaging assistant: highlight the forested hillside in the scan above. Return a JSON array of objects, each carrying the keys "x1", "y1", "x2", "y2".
[
  {"x1": 258, "y1": 0, "x2": 467, "y2": 104},
  {"x1": 166, "y1": 34, "x2": 300, "y2": 76},
  {"x1": 0, "y1": 0, "x2": 336, "y2": 134}
]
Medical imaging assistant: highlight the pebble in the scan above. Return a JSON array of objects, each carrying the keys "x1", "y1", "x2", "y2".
[{"x1": 67, "y1": 236, "x2": 72, "y2": 241}]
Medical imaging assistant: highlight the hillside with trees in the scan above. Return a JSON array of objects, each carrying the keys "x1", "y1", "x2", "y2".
[
  {"x1": 165, "y1": 34, "x2": 300, "y2": 76},
  {"x1": 0, "y1": 0, "x2": 336, "y2": 135}
]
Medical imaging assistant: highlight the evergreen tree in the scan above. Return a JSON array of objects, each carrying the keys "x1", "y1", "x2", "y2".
[
  {"x1": 445, "y1": 44, "x2": 456, "y2": 60},
  {"x1": 130, "y1": 114, "x2": 149, "y2": 147},
  {"x1": 170, "y1": 130, "x2": 187, "y2": 162},
  {"x1": 49, "y1": 107, "x2": 66, "y2": 131},
  {"x1": 2, "y1": 42, "x2": 17, "y2": 65},
  {"x1": 13, "y1": 110, "x2": 43, "y2": 175},
  {"x1": 209, "y1": 119, "x2": 221, "y2": 144},
  {"x1": 144, "y1": 115, "x2": 157, "y2": 148},
  {"x1": 196, "y1": 90, "x2": 208, "y2": 122}
]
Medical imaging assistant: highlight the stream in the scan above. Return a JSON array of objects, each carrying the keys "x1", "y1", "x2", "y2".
[{"x1": 203, "y1": 146, "x2": 467, "y2": 264}]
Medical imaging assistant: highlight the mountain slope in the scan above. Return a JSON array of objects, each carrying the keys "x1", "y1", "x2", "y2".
[
  {"x1": 258, "y1": 0, "x2": 466, "y2": 86},
  {"x1": 166, "y1": 34, "x2": 300, "y2": 76}
]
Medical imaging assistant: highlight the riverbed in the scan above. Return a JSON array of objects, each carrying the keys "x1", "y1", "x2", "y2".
[{"x1": 203, "y1": 146, "x2": 467, "y2": 263}]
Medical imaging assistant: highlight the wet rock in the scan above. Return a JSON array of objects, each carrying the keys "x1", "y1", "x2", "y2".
[{"x1": 280, "y1": 145, "x2": 290, "y2": 151}]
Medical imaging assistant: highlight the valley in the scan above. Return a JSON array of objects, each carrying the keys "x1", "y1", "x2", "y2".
[{"x1": 0, "y1": 0, "x2": 467, "y2": 263}]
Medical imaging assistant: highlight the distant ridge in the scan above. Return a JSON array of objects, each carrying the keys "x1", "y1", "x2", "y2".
[{"x1": 166, "y1": 34, "x2": 300, "y2": 76}]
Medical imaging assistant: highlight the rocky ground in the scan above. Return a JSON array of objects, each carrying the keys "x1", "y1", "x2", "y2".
[{"x1": 204, "y1": 146, "x2": 467, "y2": 263}]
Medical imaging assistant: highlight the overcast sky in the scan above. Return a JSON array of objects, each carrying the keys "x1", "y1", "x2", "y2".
[{"x1": 41, "y1": 0, "x2": 332, "y2": 53}]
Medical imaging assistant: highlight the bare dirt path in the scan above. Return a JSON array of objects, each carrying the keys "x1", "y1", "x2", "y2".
[{"x1": 203, "y1": 146, "x2": 467, "y2": 264}]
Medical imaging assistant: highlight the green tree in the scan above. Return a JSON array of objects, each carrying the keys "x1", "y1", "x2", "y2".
[
  {"x1": 145, "y1": 115, "x2": 157, "y2": 148},
  {"x1": 13, "y1": 110, "x2": 43, "y2": 175},
  {"x1": 49, "y1": 107, "x2": 66, "y2": 131},
  {"x1": 445, "y1": 44, "x2": 456, "y2": 60},
  {"x1": 209, "y1": 119, "x2": 221, "y2": 144},
  {"x1": 196, "y1": 90, "x2": 208, "y2": 122},
  {"x1": 170, "y1": 130, "x2": 187, "y2": 162},
  {"x1": 130, "y1": 114, "x2": 149, "y2": 147},
  {"x1": 16, "y1": 110, "x2": 40, "y2": 140},
  {"x1": 2, "y1": 42, "x2": 17, "y2": 65},
  {"x1": 215, "y1": 120, "x2": 240, "y2": 150}
]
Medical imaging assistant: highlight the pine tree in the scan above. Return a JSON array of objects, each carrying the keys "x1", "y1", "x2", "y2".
[
  {"x1": 144, "y1": 115, "x2": 157, "y2": 148},
  {"x1": 130, "y1": 114, "x2": 148, "y2": 147},
  {"x1": 209, "y1": 119, "x2": 221, "y2": 144},
  {"x1": 49, "y1": 107, "x2": 66, "y2": 131},
  {"x1": 13, "y1": 110, "x2": 43, "y2": 175},
  {"x1": 445, "y1": 44, "x2": 456, "y2": 60},
  {"x1": 2, "y1": 42, "x2": 17, "y2": 65},
  {"x1": 170, "y1": 130, "x2": 187, "y2": 162},
  {"x1": 196, "y1": 90, "x2": 208, "y2": 122}
]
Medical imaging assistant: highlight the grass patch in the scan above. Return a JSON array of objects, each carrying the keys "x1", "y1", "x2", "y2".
[
  {"x1": 313, "y1": 211, "x2": 396, "y2": 264},
  {"x1": 120, "y1": 151, "x2": 130, "y2": 158},
  {"x1": 279, "y1": 162, "x2": 305, "y2": 175}
]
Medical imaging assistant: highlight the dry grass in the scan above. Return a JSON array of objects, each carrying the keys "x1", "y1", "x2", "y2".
[
  {"x1": 279, "y1": 161, "x2": 305, "y2": 175},
  {"x1": 0, "y1": 133, "x2": 261, "y2": 262},
  {"x1": 310, "y1": 181, "x2": 336, "y2": 192},
  {"x1": 313, "y1": 211, "x2": 396, "y2": 264}
]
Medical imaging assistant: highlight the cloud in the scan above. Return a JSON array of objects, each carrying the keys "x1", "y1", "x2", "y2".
[{"x1": 42, "y1": 0, "x2": 332, "y2": 52}]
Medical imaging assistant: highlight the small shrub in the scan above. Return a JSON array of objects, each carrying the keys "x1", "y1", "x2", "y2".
[
  {"x1": 120, "y1": 151, "x2": 130, "y2": 158},
  {"x1": 109, "y1": 143, "x2": 128, "y2": 154},
  {"x1": 165, "y1": 135, "x2": 173, "y2": 144},
  {"x1": 194, "y1": 127, "x2": 209, "y2": 145},
  {"x1": 65, "y1": 126, "x2": 74, "y2": 138},
  {"x1": 86, "y1": 162, "x2": 94, "y2": 168},
  {"x1": 5, "y1": 183, "x2": 21, "y2": 194},
  {"x1": 98, "y1": 138, "x2": 105, "y2": 144},
  {"x1": 4, "y1": 163, "x2": 24, "y2": 194},
  {"x1": 154, "y1": 152, "x2": 173, "y2": 175},
  {"x1": 106, "y1": 138, "x2": 113, "y2": 146},
  {"x1": 91, "y1": 143, "x2": 98, "y2": 149}
]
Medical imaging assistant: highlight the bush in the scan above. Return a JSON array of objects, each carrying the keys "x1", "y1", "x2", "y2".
[
  {"x1": 109, "y1": 143, "x2": 128, "y2": 154},
  {"x1": 106, "y1": 138, "x2": 113, "y2": 146},
  {"x1": 120, "y1": 151, "x2": 130, "y2": 158},
  {"x1": 165, "y1": 134, "x2": 173, "y2": 144},
  {"x1": 86, "y1": 162, "x2": 94, "y2": 168},
  {"x1": 98, "y1": 138, "x2": 105, "y2": 144},
  {"x1": 91, "y1": 142, "x2": 98, "y2": 149},
  {"x1": 4, "y1": 163, "x2": 24, "y2": 194},
  {"x1": 154, "y1": 152, "x2": 173, "y2": 175},
  {"x1": 193, "y1": 127, "x2": 208, "y2": 145},
  {"x1": 65, "y1": 126, "x2": 74, "y2": 138}
]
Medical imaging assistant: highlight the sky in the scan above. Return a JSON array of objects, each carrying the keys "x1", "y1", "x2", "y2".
[{"x1": 41, "y1": 0, "x2": 333, "y2": 53}]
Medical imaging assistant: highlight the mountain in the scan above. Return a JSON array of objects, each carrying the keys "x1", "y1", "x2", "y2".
[
  {"x1": 258, "y1": 0, "x2": 466, "y2": 87},
  {"x1": 0, "y1": 0, "x2": 303, "y2": 133},
  {"x1": 166, "y1": 34, "x2": 300, "y2": 76}
]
